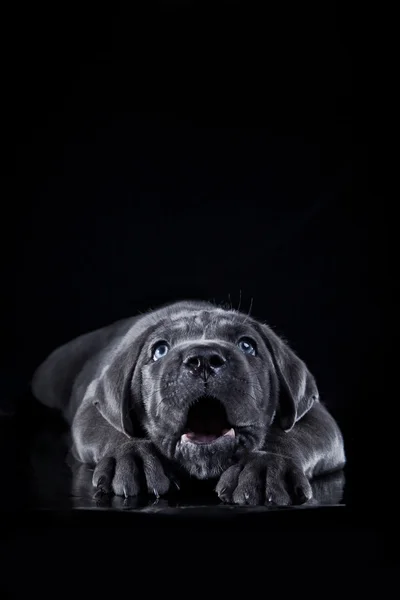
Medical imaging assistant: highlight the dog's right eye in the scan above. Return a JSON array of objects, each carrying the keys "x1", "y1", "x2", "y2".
[
  {"x1": 237, "y1": 337, "x2": 257, "y2": 356},
  {"x1": 152, "y1": 342, "x2": 170, "y2": 361}
]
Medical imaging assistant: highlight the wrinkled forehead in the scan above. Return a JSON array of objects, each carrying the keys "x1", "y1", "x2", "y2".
[{"x1": 155, "y1": 308, "x2": 253, "y2": 343}]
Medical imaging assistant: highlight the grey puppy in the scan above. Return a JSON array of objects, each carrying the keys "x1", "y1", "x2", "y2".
[{"x1": 32, "y1": 300, "x2": 345, "y2": 505}]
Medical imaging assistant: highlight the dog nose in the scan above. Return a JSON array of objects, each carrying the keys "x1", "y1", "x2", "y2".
[{"x1": 183, "y1": 347, "x2": 227, "y2": 379}]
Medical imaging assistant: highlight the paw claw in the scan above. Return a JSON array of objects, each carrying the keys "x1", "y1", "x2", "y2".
[{"x1": 93, "y1": 488, "x2": 106, "y2": 500}]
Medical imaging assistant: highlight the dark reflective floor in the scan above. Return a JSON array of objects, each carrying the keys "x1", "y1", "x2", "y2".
[{"x1": 0, "y1": 403, "x2": 396, "y2": 580}]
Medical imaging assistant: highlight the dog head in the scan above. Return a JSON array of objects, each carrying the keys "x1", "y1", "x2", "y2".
[{"x1": 91, "y1": 300, "x2": 318, "y2": 480}]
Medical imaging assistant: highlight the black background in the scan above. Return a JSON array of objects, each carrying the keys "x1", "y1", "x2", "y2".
[{"x1": 3, "y1": 0, "x2": 389, "y2": 512}]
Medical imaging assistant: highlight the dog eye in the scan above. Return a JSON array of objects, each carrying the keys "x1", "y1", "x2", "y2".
[
  {"x1": 237, "y1": 338, "x2": 256, "y2": 356},
  {"x1": 152, "y1": 342, "x2": 170, "y2": 361}
]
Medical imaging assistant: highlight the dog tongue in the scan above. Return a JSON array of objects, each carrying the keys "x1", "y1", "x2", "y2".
[
  {"x1": 186, "y1": 432, "x2": 219, "y2": 443},
  {"x1": 184, "y1": 428, "x2": 234, "y2": 444}
]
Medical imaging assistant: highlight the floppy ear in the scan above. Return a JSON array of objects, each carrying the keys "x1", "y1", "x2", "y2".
[
  {"x1": 256, "y1": 322, "x2": 319, "y2": 432},
  {"x1": 32, "y1": 316, "x2": 157, "y2": 439},
  {"x1": 90, "y1": 325, "x2": 158, "y2": 438}
]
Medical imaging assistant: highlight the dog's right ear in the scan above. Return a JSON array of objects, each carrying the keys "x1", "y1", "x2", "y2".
[
  {"x1": 31, "y1": 316, "x2": 158, "y2": 438},
  {"x1": 91, "y1": 324, "x2": 158, "y2": 438}
]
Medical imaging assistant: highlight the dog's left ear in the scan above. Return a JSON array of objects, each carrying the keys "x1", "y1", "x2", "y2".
[{"x1": 255, "y1": 322, "x2": 319, "y2": 432}]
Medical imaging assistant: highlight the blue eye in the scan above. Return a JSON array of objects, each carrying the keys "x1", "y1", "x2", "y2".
[
  {"x1": 237, "y1": 338, "x2": 256, "y2": 356},
  {"x1": 153, "y1": 342, "x2": 169, "y2": 361}
]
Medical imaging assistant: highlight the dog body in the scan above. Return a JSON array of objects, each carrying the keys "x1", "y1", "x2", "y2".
[{"x1": 32, "y1": 300, "x2": 345, "y2": 505}]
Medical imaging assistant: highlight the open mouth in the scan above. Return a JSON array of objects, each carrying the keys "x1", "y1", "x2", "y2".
[{"x1": 182, "y1": 395, "x2": 235, "y2": 444}]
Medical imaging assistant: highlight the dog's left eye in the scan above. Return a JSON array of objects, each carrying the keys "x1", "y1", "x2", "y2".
[
  {"x1": 237, "y1": 338, "x2": 256, "y2": 356},
  {"x1": 152, "y1": 342, "x2": 170, "y2": 361}
]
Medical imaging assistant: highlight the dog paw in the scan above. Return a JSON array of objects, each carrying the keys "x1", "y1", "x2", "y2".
[
  {"x1": 216, "y1": 451, "x2": 312, "y2": 506},
  {"x1": 92, "y1": 440, "x2": 171, "y2": 498}
]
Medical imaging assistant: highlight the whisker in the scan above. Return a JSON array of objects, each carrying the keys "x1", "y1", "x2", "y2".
[
  {"x1": 248, "y1": 297, "x2": 253, "y2": 317},
  {"x1": 241, "y1": 297, "x2": 254, "y2": 324},
  {"x1": 237, "y1": 289, "x2": 242, "y2": 313},
  {"x1": 227, "y1": 293, "x2": 232, "y2": 311}
]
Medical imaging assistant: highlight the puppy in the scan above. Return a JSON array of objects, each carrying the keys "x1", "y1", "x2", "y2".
[{"x1": 32, "y1": 300, "x2": 345, "y2": 505}]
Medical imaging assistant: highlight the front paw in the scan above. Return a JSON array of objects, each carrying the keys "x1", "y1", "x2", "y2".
[
  {"x1": 216, "y1": 451, "x2": 312, "y2": 506},
  {"x1": 92, "y1": 440, "x2": 171, "y2": 498}
]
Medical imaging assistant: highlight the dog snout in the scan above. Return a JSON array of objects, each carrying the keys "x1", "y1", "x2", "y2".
[{"x1": 183, "y1": 346, "x2": 227, "y2": 380}]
